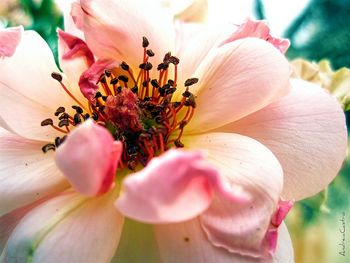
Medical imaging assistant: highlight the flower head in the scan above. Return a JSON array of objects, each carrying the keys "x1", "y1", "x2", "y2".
[{"x1": 0, "y1": 1, "x2": 347, "y2": 262}]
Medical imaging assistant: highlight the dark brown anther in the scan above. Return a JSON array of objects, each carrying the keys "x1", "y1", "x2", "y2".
[
  {"x1": 58, "y1": 119, "x2": 69, "y2": 127},
  {"x1": 117, "y1": 86, "x2": 122, "y2": 93},
  {"x1": 184, "y1": 94, "x2": 196, "y2": 108},
  {"x1": 118, "y1": 75, "x2": 129, "y2": 83},
  {"x1": 142, "y1": 36, "x2": 149, "y2": 48},
  {"x1": 105, "y1": 70, "x2": 112, "y2": 77},
  {"x1": 51, "y1": 72, "x2": 62, "y2": 82},
  {"x1": 92, "y1": 112, "x2": 99, "y2": 121},
  {"x1": 167, "y1": 79, "x2": 175, "y2": 86},
  {"x1": 185, "y1": 78, "x2": 199, "y2": 86},
  {"x1": 121, "y1": 62, "x2": 129, "y2": 71},
  {"x1": 182, "y1": 90, "x2": 191, "y2": 97},
  {"x1": 163, "y1": 52, "x2": 171, "y2": 63},
  {"x1": 142, "y1": 81, "x2": 148, "y2": 87},
  {"x1": 139, "y1": 63, "x2": 146, "y2": 69},
  {"x1": 151, "y1": 79, "x2": 159, "y2": 87},
  {"x1": 158, "y1": 87, "x2": 166, "y2": 96},
  {"x1": 54, "y1": 137, "x2": 61, "y2": 147},
  {"x1": 157, "y1": 63, "x2": 165, "y2": 71},
  {"x1": 99, "y1": 76, "x2": 107, "y2": 84},
  {"x1": 166, "y1": 87, "x2": 177, "y2": 95},
  {"x1": 102, "y1": 95, "x2": 108, "y2": 101},
  {"x1": 144, "y1": 62, "x2": 153, "y2": 71},
  {"x1": 41, "y1": 118, "x2": 53, "y2": 126},
  {"x1": 61, "y1": 135, "x2": 67, "y2": 144},
  {"x1": 146, "y1": 49, "x2": 155, "y2": 57},
  {"x1": 174, "y1": 139, "x2": 184, "y2": 148},
  {"x1": 58, "y1": 113, "x2": 69, "y2": 120},
  {"x1": 110, "y1": 78, "x2": 119, "y2": 85},
  {"x1": 128, "y1": 159, "x2": 138, "y2": 170},
  {"x1": 99, "y1": 105, "x2": 105, "y2": 112},
  {"x1": 95, "y1": 91, "x2": 102, "y2": 98},
  {"x1": 74, "y1": 113, "x2": 82, "y2": 124},
  {"x1": 54, "y1": 107, "x2": 65, "y2": 116},
  {"x1": 42, "y1": 143, "x2": 56, "y2": 153},
  {"x1": 84, "y1": 113, "x2": 90, "y2": 120},
  {"x1": 131, "y1": 86, "x2": 138, "y2": 93},
  {"x1": 72, "y1": 105, "x2": 83, "y2": 114},
  {"x1": 169, "y1": 56, "x2": 180, "y2": 65}
]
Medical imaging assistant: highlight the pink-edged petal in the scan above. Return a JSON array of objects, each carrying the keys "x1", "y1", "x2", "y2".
[
  {"x1": 57, "y1": 29, "x2": 94, "y2": 103},
  {"x1": 0, "y1": 128, "x2": 68, "y2": 216},
  {"x1": 76, "y1": 0, "x2": 175, "y2": 69},
  {"x1": 62, "y1": 1, "x2": 85, "y2": 39},
  {"x1": 0, "y1": 26, "x2": 23, "y2": 57},
  {"x1": 116, "y1": 149, "x2": 248, "y2": 224},
  {"x1": 0, "y1": 30, "x2": 73, "y2": 109},
  {"x1": 79, "y1": 59, "x2": 118, "y2": 102},
  {"x1": 0, "y1": 83, "x2": 65, "y2": 141},
  {"x1": 154, "y1": 218, "x2": 294, "y2": 263},
  {"x1": 1, "y1": 190, "x2": 124, "y2": 263},
  {"x1": 186, "y1": 38, "x2": 291, "y2": 133},
  {"x1": 218, "y1": 79, "x2": 347, "y2": 200},
  {"x1": 182, "y1": 132, "x2": 284, "y2": 258},
  {"x1": 55, "y1": 120, "x2": 122, "y2": 196},
  {"x1": 221, "y1": 18, "x2": 290, "y2": 53}
]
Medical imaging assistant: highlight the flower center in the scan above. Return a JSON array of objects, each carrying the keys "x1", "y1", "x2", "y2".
[{"x1": 41, "y1": 37, "x2": 198, "y2": 170}]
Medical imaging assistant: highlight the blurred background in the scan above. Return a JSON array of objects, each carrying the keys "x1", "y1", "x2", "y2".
[{"x1": 1, "y1": 0, "x2": 349, "y2": 262}]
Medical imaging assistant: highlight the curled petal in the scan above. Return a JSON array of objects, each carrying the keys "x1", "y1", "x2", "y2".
[
  {"x1": 186, "y1": 38, "x2": 291, "y2": 133},
  {"x1": 221, "y1": 18, "x2": 290, "y2": 53},
  {"x1": 1, "y1": 190, "x2": 123, "y2": 263},
  {"x1": 79, "y1": 59, "x2": 118, "y2": 102},
  {"x1": 115, "y1": 149, "x2": 248, "y2": 224},
  {"x1": 219, "y1": 79, "x2": 347, "y2": 200},
  {"x1": 0, "y1": 26, "x2": 23, "y2": 57},
  {"x1": 183, "y1": 133, "x2": 284, "y2": 258},
  {"x1": 58, "y1": 29, "x2": 94, "y2": 66},
  {"x1": 55, "y1": 120, "x2": 122, "y2": 196}
]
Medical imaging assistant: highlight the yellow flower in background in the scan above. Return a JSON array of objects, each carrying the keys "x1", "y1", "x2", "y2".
[{"x1": 292, "y1": 58, "x2": 350, "y2": 110}]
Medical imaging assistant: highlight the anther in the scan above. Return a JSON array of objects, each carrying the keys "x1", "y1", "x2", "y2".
[
  {"x1": 167, "y1": 79, "x2": 175, "y2": 86},
  {"x1": 54, "y1": 107, "x2": 65, "y2": 116},
  {"x1": 118, "y1": 75, "x2": 129, "y2": 83},
  {"x1": 41, "y1": 118, "x2": 53, "y2": 126},
  {"x1": 110, "y1": 78, "x2": 119, "y2": 85},
  {"x1": 174, "y1": 139, "x2": 184, "y2": 148},
  {"x1": 58, "y1": 119, "x2": 69, "y2": 127},
  {"x1": 163, "y1": 52, "x2": 171, "y2": 63},
  {"x1": 146, "y1": 49, "x2": 155, "y2": 57},
  {"x1": 142, "y1": 36, "x2": 149, "y2": 48},
  {"x1": 42, "y1": 143, "x2": 55, "y2": 153},
  {"x1": 84, "y1": 113, "x2": 90, "y2": 120},
  {"x1": 51, "y1": 72, "x2": 63, "y2": 82},
  {"x1": 58, "y1": 113, "x2": 70, "y2": 120},
  {"x1": 169, "y1": 56, "x2": 180, "y2": 65},
  {"x1": 151, "y1": 79, "x2": 159, "y2": 87},
  {"x1": 95, "y1": 91, "x2": 103, "y2": 98},
  {"x1": 105, "y1": 70, "x2": 112, "y2": 77},
  {"x1": 54, "y1": 137, "x2": 61, "y2": 147},
  {"x1": 92, "y1": 112, "x2": 99, "y2": 121},
  {"x1": 166, "y1": 87, "x2": 177, "y2": 95},
  {"x1": 185, "y1": 78, "x2": 199, "y2": 86},
  {"x1": 74, "y1": 113, "x2": 82, "y2": 124},
  {"x1": 182, "y1": 90, "x2": 191, "y2": 97},
  {"x1": 144, "y1": 62, "x2": 153, "y2": 71},
  {"x1": 131, "y1": 86, "x2": 138, "y2": 93},
  {"x1": 121, "y1": 62, "x2": 129, "y2": 71},
  {"x1": 72, "y1": 105, "x2": 83, "y2": 114}
]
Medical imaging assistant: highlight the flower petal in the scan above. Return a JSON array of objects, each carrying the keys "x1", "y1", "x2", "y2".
[
  {"x1": 186, "y1": 38, "x2": 291, "y2": 133},
  {"x1": 115, "y1": 149, "x2": 248, "y2": 224},
  {"x1": 77, "y1": 0, "x2": 175, "y2": 69},
  {"x1": 218, "y1": 79, "x2": 347, "y2": 200},
  {"x1": 220, "y1": 18, "x2": 290, "y2": 53},
  {"x1": 55, "y1": 120, "x2": 122, "y2": 196},
  {"x1": 0, "y1": 26, "x2": 23, "y2": 57},
  {"x1": 0, "y1": 30, "x2": 73, "y2": 108},
  {"x1": 182, "y1": 132, "x2": 284, "y2": 258},
  {"x1": 0, "y1": 128, "x2": 68, "y2": 216},
  {"x1": 154, "y1": 219, "x2": 294, "y2": 263},
  {"x1": 0, "y1": 83, "x2": 64, "y2": 141},
  {"x1": 1, "y1": 190, "x2": 124, "y2": 263}
]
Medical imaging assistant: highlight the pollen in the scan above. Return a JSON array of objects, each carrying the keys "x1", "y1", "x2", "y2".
[{"x1": 41, "y1": 37, "x2": 198, "y2": 171}]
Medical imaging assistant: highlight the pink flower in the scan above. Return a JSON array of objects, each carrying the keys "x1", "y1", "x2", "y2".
[{"x1": 0, "y1": 1, "x2": 347, "y2": 262}]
